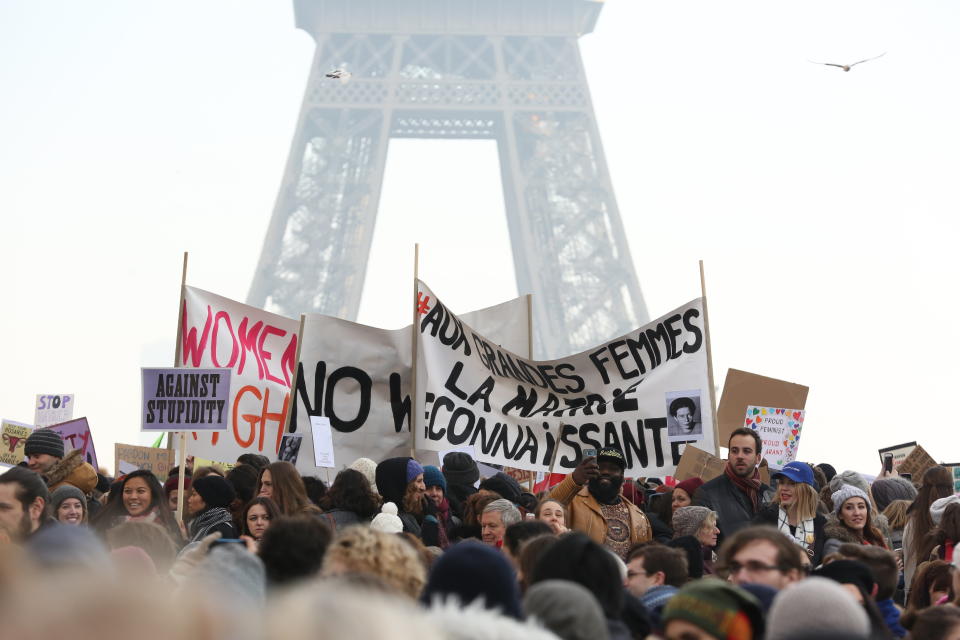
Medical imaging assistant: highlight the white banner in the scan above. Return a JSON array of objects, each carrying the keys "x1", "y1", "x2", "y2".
[
  {"x1": 291, "y1": 293, "x2": 531, "y2": 475},
  {"x1": 179, "y1": 286, "x2": 299, "y2": 464},
  {"x1": 415, "y1": 280, "x2": 713, "y2": 476}
]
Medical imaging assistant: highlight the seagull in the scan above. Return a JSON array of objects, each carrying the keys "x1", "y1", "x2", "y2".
[
  {"x1": 325, "y1": 69, "x2": 352, "y2": 84},
  {"x1": 809, "y1": 52, "x2": 886, "y2": 72}
]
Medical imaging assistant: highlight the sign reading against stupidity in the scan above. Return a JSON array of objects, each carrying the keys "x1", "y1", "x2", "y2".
[
  {"x1": 178, "y1": 286, "x2": 299, "y2": 462},
  {"x1": 415, "y1": 280, "x2": 714, "y2": 476},
  {"x1": 141, "y1": 368, "x2": 231, "y2": 431},
  {"x1": 745, "y1": 406, "x2": 805, "y2": 470},
  {"x1": 289, "y1": 293, "x2": 531, "y2": 476},
  {"x1": 34, "y1": 394, "x2": 75, "y2": 427},
  {"x1": 114, "y1": 443, "x2": 175, "y2": 482},
  {"x1": 1, "y1": 420, "x2": 33, "y2": 466},
  {"x1": 48, "y1": 417, "x2": 98, "y2": 469}
]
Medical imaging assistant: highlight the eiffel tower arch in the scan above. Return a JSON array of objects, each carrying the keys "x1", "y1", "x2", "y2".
[{"x1": 248, "y1": 0, "x2": 649, "y2": 358}]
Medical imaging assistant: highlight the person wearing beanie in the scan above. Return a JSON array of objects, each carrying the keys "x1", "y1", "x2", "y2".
[
  {"x1": 930, "y1": 494, "x2": 960, "y2": 527},
  {"x1": 163, "y1": 474, "x2": 192, "y2": 512},
  {"x1": 24, "y1": 428, "x2": 65, "y2": 475},
  {"x1": 765, "y1": 577, "x2": 870, "y2": 640},
  {"x1": 370, "y1": 502, "x2": 404, "y2": 534},
  {"x1": 671, "y1": 506, "x2": 719, "y2": 575},
  {"x1": 422, "y1": 539, "x2": 524, "y2": 620},
  {"x1": 813, "y1": 559, "x2": 897, "y2": 638},
  {"x1": 824, "y1": 484, "x2": 890, "y2": 556},
  {"x1": 548, "y1": 446, "x2": 652, "y2": 559},
  {"x1": 524, "y1": 580, "x2": 610, "y2": 640},
  {"x1": 817, "y1": 463, "x2": 838, "y2": 483},
  {"x1": 186, "y1": 475, "x2": 236, "y2": 542},
  {"x1": 693, "y1": 429, "x2": 772, "y2": 540},
  {"x1": 871, "y1": 476, "x2": 918, "y2": 513},
  {"x1": 662, "y1": 580, "x2": 764, "y2": 640},
  {"x1": 753, "y1": 461, "x2": 828, "y2": 564},
  {"x1": 479, "y1": 472, "x2": 523, "y2": 506},
  {"x1": 348, "y1": 457, "x2": 379, "y2": 493},
  {"x1": 423, "y1": 465, "x2": 460, "y2": 549},
  {"x1": 828, "y1": 470, "x2": 873, "y2": 506},
  {"x1": 375, "y1": 457, "x2": 439, "y2": 546},
  {"x1": 441, "y1": 451, "x2": 479, "y2": 513},
  {"x1": 672, "y1": 477, "x2": 704, "y2": 513},
  {"x1": 921, "y1": 499, "x2": 960, "y2": 566},
  {"x1": 51, "y1": 484, "x2": 87, "y2": 526}
]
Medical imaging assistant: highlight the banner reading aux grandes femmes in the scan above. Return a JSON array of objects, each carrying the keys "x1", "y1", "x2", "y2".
[
  {"x1": 179, "y1": 286, "x2": 299, "y2": 462},
  {"x1": 291, "y1": 294, "x2": 531, "y2": 476},
  {"x1": 415, "y1": 280, "x2": 713, "y2": 476}
]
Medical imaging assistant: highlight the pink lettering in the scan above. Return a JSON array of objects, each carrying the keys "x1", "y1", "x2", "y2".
[
  {"x1": 181, "y1": 302, "x2": 213, "y2": 367},
  {"x1": 237, "y1": 317, "x2": 265, "y2": 379},
  {"x1": 211, "y1": 311, "x2": 239, "y2": 368},
  {"x1": 259, "y1": 325, "x2": 287, "y2": 385},
  {"x1": 280, "y1": 333, "x2": 298, "y2": 386}
]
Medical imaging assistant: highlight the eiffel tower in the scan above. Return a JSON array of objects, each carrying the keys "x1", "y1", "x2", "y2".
[{"x1": 248, "y1": 0, "x2": 649, "y2": 358}]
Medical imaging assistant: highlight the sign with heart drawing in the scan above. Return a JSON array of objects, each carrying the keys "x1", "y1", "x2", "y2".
[{"x1": 744, "y1": 406, "x2": 805, "y2": 470}]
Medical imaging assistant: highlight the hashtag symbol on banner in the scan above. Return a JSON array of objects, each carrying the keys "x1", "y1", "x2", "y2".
[{"x1": 417, "y1": 293, "x2": 431, "y2": 315}]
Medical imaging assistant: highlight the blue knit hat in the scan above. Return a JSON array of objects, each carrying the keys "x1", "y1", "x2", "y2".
[
  {"x1": 405, "y1": 458, "x2": 425, "y2": 484},
  {"x1": 423, "y1": 465, "x2": 447, "y2": 493}
]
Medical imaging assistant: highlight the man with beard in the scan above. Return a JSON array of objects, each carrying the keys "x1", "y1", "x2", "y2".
[
  {"x1": 548, "y1": 446, "x2": 651, "y2": 559},
  {"x1": 0, "y1": 467, "x2": 53, "y2": 543},
  {"x1": 693, "y1": 428, "x2": 771, "y2": 540}
]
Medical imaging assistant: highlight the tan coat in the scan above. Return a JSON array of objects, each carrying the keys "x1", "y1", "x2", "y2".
[{"x1": 548, "y1": 475, "x2": 652, "y2": 547}]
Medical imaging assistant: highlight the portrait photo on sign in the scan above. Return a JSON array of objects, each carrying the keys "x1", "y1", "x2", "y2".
[
  {"x1": 278, "y1": 434, "x2": 303, "y2": 464},
  {"x1": 665, "y1": 390, "x2": 703, "y2": 442}
]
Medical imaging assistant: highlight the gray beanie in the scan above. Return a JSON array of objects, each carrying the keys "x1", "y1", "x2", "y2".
[
  {"x1": 831, "y1": 484, "x2": 871, "y2": 516},
  {"x1": 524, "y1": 580, "x2": 609, "y2": 640},
  {"x1": 870, "y1": 476, "x2": 917, "y2": 512},
  {"x1": 24, "y1": 428, "x2": 65, "y2": 459},
  {"x1": 828, "y1": 470, "x2": 871, "y2": 498},
  {"x1": 930, "y1": 495, "x2": 960, "y2": 526},
  {"x1": 766, "y1": 577, "x2": 869, "y2": 640},
  {"x1": 672, "y1": 506, "x2": 713, "y2": 538},
  {"x1": 51, "y1": 485, "x2": 87, "y2": 513}
]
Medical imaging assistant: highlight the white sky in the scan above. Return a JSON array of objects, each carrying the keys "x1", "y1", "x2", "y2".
[{"x1": 2, "y1": 1, "x2": 959, "y2": 475}]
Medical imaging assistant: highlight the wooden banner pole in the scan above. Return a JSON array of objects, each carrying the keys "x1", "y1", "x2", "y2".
[
  {"x1": 699, "y1": 260, "x2": 722, "y2": 457},
  {"x1": 168, "y1": 252, "x2": 189, "y2": 452},
  {"x1": 410, "y1": 243, "x2": 420, "y2": 459}
]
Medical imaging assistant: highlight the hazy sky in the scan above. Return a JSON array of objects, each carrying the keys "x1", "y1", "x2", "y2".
[{"x1": 2, "y1": 1, "x2": 959, "y2": 475}]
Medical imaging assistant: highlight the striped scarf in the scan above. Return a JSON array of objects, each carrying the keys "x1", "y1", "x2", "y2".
[{"x1": 188, "y1": 507, "x2": 233, "y2": 542}]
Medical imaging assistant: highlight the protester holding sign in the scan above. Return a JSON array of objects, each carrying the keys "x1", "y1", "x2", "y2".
[
  {"x1": 694, "y1": 428, "x2": 771, "y2": 540},
  {"x1": 92, "y1": 470, "x2": 182, "y2": 543},
  {"x1": 547, "y1": 447, "x2": 652, "y2": 559},
  {"x1": 753, "y1": 461, "x2": 827, "y2": 565}
]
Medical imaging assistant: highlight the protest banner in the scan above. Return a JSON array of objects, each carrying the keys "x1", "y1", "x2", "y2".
[
  {"x1": 415, "y1": 280, "x2": 714, "y2": 476},
  {"x1": 949, "y1": 464, "x2": 960, "y2": 493},
  {"x1": 745, "y1": 406, "x2": 805, "y2": 470},
  {"x1": 1, "y1": 420, "x2": 33, "y2": 466},
  {"x1": 289, "y1": 293, "x2": 531, "y2": 477},
  {"x1": 674, "y1": 444, "x2": 725, "y2": 482},
  {"x1": 717, "y1": 370, "x2": 808, "y2": 444},
  {"x1": 141, "y1": 368, "x2": 231, "y2": 431},
  {"x1": 34, "y1": 394, "x2": 75, "y2": 427},
  {"x1": 114, "y1": 443, "x2": 175, "y2": 482},
  {"x1": 178, "y1": 285, "x2": 300, "y2": 463},
  {"x1": 47, "y1": 417, "x2": 98, "y2": 469},
  {"x1": 878, "y1": 441, "x2": 917, "y2": 471},
  {"x1": 897, "y1": 444, "x2": 937, "y2": 479}
]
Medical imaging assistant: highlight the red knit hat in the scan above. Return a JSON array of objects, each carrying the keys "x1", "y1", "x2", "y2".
[
  {"x1": 163, "y1": 475, "x2": 191, "y2": 496},
  {"x1": 675, "y1": 477, "x2": 704, "y2": 498}
]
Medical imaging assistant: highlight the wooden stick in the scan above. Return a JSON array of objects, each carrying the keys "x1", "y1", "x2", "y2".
[
  {"x1": 410, "y1": 244, "x2": 420, "y2": 459},
  {"x1": 526, "y1": 293, "x2": 534, "y2": 360},
  {"x1": 699, "y1": 260, "x2": 721, "y2": 457},
  {"x1": 168, "y1": 252, "x2": 189, "y2": 451},
  {"x1": 175, "y1": 431, "x2": 188, "y2": 524}
]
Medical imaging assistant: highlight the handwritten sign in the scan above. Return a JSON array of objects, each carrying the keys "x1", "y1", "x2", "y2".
[
  {"x1": 141, "y1": 368, "x2": 231, "y2": 431},
  {"x1": 745, "y1": 406, "x2": 804, "y2": 470},
  {"x1": 897, "y1": 444, "x2": 937, "y2": 479},
  {"x1": 47, "y1": 418, "x2": 98, "y2": 469},
  {"x1": 34, "y1": 394, "x2": 75, "y2": 427},
  {"x1": 0, "y1": 420, "x2": 33, "y2": 466},
  {"x1": 717, "y1": 370, "x2": 808, "y2": 443},
  {"x1": 114, "y1": 443, "x2": 175, "y2": 482}
]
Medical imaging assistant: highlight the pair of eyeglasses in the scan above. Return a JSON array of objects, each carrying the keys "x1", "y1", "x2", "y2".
[{"x1": 726, "y1": 560, "x2": 783, "y2": 574}]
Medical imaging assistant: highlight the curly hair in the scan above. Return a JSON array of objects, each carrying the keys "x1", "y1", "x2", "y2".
[
  {"x1": 322, "y1": 526, "x2": 426, "y2": 599},
  {"x1": 462, "y1": 492, "x2": 500, "y2": 527},
  {"x1": 318, "y1": 469, "x2": 380, "y2": 519}
]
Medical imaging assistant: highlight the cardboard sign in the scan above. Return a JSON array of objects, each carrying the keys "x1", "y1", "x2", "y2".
[
  {"x1": 141, "y1": 368, "x2": 231, "y2": 431},
  {"x1": 674, "y1": 444, "x2": 726, "y2": 483},
  {"x1": 897, "y1": 444, "x2": 937, "y2": 479},
  {"x1": 878, "y1": 442, "x2": 917, "y2": 471},
  {"x1": 48, "y1": 418, "x2": 98, "y2": 469},
  {"x1": 745, "y1": 406, "x2": 804, "y2": 470},
  {"x1": 717, "y1": 370, "x2": 808, "y2": 444},
  {"x1": 1, "y1": 420, "x2": 33, "y2": 466},
  {"x1": 114, "y1": 443, "x2": 175, "y2": 482},
  {"x1": 34, "y1": 394, "x2": 75, "y2": 427},
  {"x1": 192, "y1": 457, "x2": 236, "y2": 474}
]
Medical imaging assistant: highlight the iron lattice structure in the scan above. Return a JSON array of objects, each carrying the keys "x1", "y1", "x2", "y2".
[{"x1": 249, "y1": 0, "x2": 649, "y2": 357}]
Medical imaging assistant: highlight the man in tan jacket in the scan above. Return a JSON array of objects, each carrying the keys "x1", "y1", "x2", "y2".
[{"x1": 548, "y1": 446, "x2": 651, "y2": 559}]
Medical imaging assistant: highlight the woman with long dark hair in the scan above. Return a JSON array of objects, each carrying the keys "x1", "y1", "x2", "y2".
[
  {"x1": 256, "y1": 461, "x2": 320, "y2": 517},
  {"x1": 824, "y1": 485, "x2": 889, "y2": 556},
  {"x1": 242, "y1": 496, "x2": 280, "y2": 542},
  {"x1": 92, "y1": 470, "x2": 181, "y2": 543},
  {"x1": 904, "y1": 466, "x2": 954, "y2": 598},
  {"x1": 920, "y1": 500, "x2": 960, "y2": 565},
  {"x1": 317, "y1": 468, "x2": 381, "y2": 532},
  {"x1": 901, "y1": 560, "x2": 956, "y2": 630}
]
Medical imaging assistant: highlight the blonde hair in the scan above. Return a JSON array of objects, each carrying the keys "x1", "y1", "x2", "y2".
[
  {"x1": 883, "y1": 499, "x2": 911, "y2": 530},
  {"x1": 322, "y1": 526, "x2": 426, "y2": 599},
  {"x1": 775, "y1": 481, "x2": 820, "y2": 521}
]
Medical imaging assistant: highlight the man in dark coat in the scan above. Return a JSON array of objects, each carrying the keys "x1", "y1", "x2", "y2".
[{"x1": 693, "y1": 428, "x2": 771, "y2": 540}]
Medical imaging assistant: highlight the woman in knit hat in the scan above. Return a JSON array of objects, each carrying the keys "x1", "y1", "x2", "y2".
[
  {"x1": 871, "y1": 476, "x2": 918, "y2": 513},
  {"x1": 375, "y1": 456, "x2": 438, "y2": 545},
  {"x1": 824, "y1": 484, "x2": 890, "y2": 557},
  {"x1": 671, "y1": 505, "x2": 720, "y2": 575},
  {"x1": 256, "y1": 461, "x2": 319, "y2": 517},
  {"x1": 920, "y1": 499, "x2": 960, "y2": 564},
  {"x1": 753, "y1": 461, "x2": 827, "y2": 564},
  {"x1": 662, "y1": 581, "x2": 764, "y2": 640},
  {"x1": 92, "y1": 469, "x2": 182, "y2": 543},
  {"x1": 317, "y1": 468, "x2": 381, "y2": 532},
  {"x1": 422, "y1": 465, "x2": 460, "y2": 548},
  {"x1": 51, "y1": 485, "x2": 87, "y2": 526},
  {"x1": 671, "y1": 477, "x2": 703, "y2": 513},
  {"x1": 163, "y1": 474, "x2": 191, "y2": 513},
  {"x1": 186, "y1": 475, "x2": 237, "y2": 542}
]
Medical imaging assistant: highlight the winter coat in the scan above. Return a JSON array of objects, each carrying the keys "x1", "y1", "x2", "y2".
[
  {"x1": 547, "y1": 475, "x2": 652, "y2": 550},
  {"x1": 320, "y1": 508, "x2": 367, "y2": 533},
  {"x1": 752, "y1": 504, "x2": 828, "y2": 565},
  {"x1": 45, "y1": 449, "x2": 98, "y2": 494},
  {"x1": 645, "y1": 511, "x2": 673, "y2": 543},
  {"x1": 692, "y1": 473, "x2": 772, "y2": 541},
  {"x1": 375, "y1": 457, "x2": 439, "y2": 546},
  {"x1": 822, "y1": 513, "x2": 892, "y2": 557}
]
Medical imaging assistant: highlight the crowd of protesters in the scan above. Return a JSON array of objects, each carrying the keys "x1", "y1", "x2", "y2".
[{"x1": 1, "y1": 425, "x2": 959, "y2": 640}]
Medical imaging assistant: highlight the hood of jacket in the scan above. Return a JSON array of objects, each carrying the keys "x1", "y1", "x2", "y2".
[{"x1": 45, "y1": 449, "x2": 98, "y2": 494}]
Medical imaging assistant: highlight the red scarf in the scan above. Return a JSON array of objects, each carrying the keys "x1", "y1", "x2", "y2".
[
  {"x1": 724, "y1": 462, "x2": 762, "y2": 513},
  {"x1": 946, "y1": 539, "x2": 955, "y2": 564},
  {"x1": 435, "y1": 497, "x2": 451, "y2": 549}
]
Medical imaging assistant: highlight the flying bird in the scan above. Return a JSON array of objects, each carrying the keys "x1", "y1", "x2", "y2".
[
  {"x1": 325, "y1": 69, "x2": 352, "y2": 84},
  {"x1": 809, "y1": 52, "x2": 886, "y2": 72}
]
